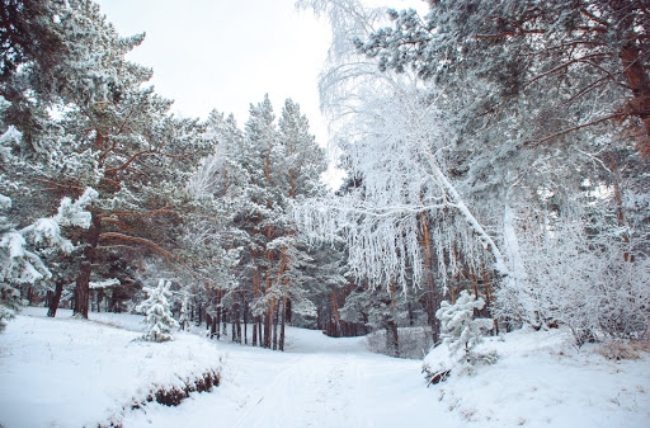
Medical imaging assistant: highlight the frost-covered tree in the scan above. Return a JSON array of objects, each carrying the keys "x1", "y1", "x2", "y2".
[
  {"x1": 358, "y1": 0, "x2": 650, "y2": 157},
  {"x1": 496, "y1": 211, "x2": 650, "y2": 344},
  {"x1": 436, "y1": 291, "x2": 494, "y2": 359},
  {"x1": 296, "y1": 0, "x2": 502, "y2": 344},
  {"x1": 136, "y1": 279, "x2": 179, "y2": 342},
  {"x1": 196, "y1": 96, "x2": 327, "y2": 351},
  {"x1": 0, "y1": 0, "x2": 65, "y2": 79},
  {"x1": 300, "y1": 0, "x2": 650, "y2": 341},
  {"x1": 0, "y1": 0, "x2": 212, "y2": 318},
  {"x1": 0, "y1": 181, "x2": 96, "y2": 330}
]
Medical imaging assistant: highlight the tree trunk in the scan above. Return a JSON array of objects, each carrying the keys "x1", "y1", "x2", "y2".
[
  {"x1": 211, "y1": 314, "x2": 218, "y2": 339},
  {"x1": 272, "y1": 300, "x2": 279, "y2": 350},
  {"x1": 419, "y1": 211, "x2": 440, "y2": 344},
  {"x1": 619, "y1": 36, "x2": 650, "y2": 156},
  {"x1": 216, "y1": 289, "x2": 222, "y2": 337},
  {"x1": 243, "y1": 292, "x2": 248, "y2": 345},
  {"x1": 285, "y1": 298, "x2": 292, "y2": 325},
  {"x1": 388, "y1": 281, "x2": 399, "y2": 357},
  {"x1": 96, "y1": 289, "x2": 104, "y2": 313},
  {"x1": 279, "y1": 294, "x2": 287, "y2": 351},
  {"x1": 222, "y1": 307, "x2": 228, "y2": 336},
  {"x1": 47, "y1": 281, "x2": 64, "y2": 318},
  {"x1": 74, "y1": 213, "x2": 101, "y2": 318},
  {"x1": 252, "y1": 313, "x2": 258, "y2": 347},
  {"x1": 252, "y1": 265, "x2": 261, "y2": 347},
  {"x1": 330, "y1": 288, "x2": 341, "y2": 337},
  {"x1": 386, "y1": 320, "x2": 399, "y2": 358}
]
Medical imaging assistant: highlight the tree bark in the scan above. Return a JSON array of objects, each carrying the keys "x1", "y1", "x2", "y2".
[
  {"x1": 243, "y1": 292, "x2": 248, "y2": 345},
  {"x1": 279, "y1": 294, "x2": 287, "y2": 351},
  {"x1": 74, "y1": 213, "x2": 101, "y2": 318},
  {"x1": 272, "y1": 301, "x2": 279, "y2": 351},
  {"x1": 619, "y1": 35, "x2": 650, "y2": 156},
  {"x1": 419, "y1": 211, "x2": 440, "y2": 343},
  {"x1": 47, "y1": 281, "x2": 64, "y2": 318}
]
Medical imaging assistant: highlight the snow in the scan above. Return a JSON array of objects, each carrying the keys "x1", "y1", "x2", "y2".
[
  {"x1": 0, "y1": 307, "x2": 221, "y2": 428},
  {"x1": 1, "y1": 308, "x2": 649, "y2": 428},
  {"x1": 89, "y1": 278, "x2": 121, "y2": 289},
  {"x1": 424, "y1": 328, "x2": 650, "y2": 428}
]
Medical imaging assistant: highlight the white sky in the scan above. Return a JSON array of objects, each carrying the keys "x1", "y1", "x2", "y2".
[
  {"x1": 95, "y1": 0, "x2": 427, "y2": 188},
  {"x1": 96, "y1": 0, "x2": 332, "y2": 145}
]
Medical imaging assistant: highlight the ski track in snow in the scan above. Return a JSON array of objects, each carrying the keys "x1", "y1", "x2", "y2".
[
  {"x1": 231, "y1": 353, "x2": 355, "y2": 428},
  {"x1": 122, "y1": 325, "x2": 650, "y2": 428},
  {"x1": 123, "y1": 328, "x2": 442, "y2": 428}
]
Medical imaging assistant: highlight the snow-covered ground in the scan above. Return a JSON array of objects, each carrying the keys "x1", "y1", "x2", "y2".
[
  {"x1": 0, "y1": 307, "x2": 221, "y2": 428},
  {"x1": 1, "y1": 308, "x2": 649, "y2": 428}
]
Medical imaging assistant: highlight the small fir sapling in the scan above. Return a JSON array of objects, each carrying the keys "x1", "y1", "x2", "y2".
[
  {"x1": 136, "y1": 279, "x2": 180, "y2": 342},
  {"x1": 436, "y1": 291, "x2": 494, "y2": 361}
]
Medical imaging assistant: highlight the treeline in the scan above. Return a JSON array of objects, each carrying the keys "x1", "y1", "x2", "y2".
[{"x1": 2, "y1": 0, "x2": 649, "y2": 358}]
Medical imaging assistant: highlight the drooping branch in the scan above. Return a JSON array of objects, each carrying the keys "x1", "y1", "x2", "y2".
[
  {"x1": 319, "y1": 202, "x2": 454, "y2": 219},
  {"x1": 98, "y1": 232, "x2": 180, "y2": 264},
  {"x1": 423, "y1": 149, "x2": 508, "y2": 277}
]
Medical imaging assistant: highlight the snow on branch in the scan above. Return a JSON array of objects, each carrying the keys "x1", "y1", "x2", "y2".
[{"x1": 1, "y1": 187, "x2": 97, "y2": 329}]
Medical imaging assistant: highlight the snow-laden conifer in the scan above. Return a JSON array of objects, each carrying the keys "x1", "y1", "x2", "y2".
[
  {"x1": 136, "y1": 279, "x2": 179, "y2": 342},
  {"x1": 436, "y1": 291, "x2": 494, "y2": 360},
  {"x1": 0, "y1": 187, "x2": 97, "y2": 330}
]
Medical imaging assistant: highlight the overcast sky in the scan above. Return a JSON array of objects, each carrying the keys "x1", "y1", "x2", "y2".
[
  {"x1": 96, "y1": 0, "x2": 331, "y2": 144},
  {"x1": 95, "y1": 0, "x2": 426, "y2": 187}
]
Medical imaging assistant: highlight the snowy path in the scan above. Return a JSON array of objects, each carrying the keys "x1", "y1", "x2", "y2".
[
  {"x1": 122, "y1": 328, "x2": 445, "y2": 428},
  {"x1": 2, "y1": 310, "x2": 649, "y2": 428},
  {"x1": 120, "y1": 326, "x2": 650, "y2": 428}
]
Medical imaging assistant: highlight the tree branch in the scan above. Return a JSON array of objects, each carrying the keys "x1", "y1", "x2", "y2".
[
  {"x1": 521, "y1": 113, "x2": 622, "y2": 148},
  {"x1": 103, "y1": 149, "x2": 158, "y2": 175},
  {"x1": 99, "y1": 232, "x2": 184, "y2": 266},
  {"x1": 524, "y1": 53, "x2": 614, "y2": 87},
  {"x1": 580, "y1": 8, "x2": 611, "y2": 28}
]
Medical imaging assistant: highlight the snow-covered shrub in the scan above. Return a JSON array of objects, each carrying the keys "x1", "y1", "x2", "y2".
[
  {"x1": 366, "y1": 326, "x2": 433, "y2": 359},
  {"x1": 495, "y1": 218, "x2": 650, "y2": 345},
  {"x1": 436, "y1": 291, "x2": 494, "y2": 360},
  {"x1": 136, "y1": 280, "x2": 180, "y2": 342}
]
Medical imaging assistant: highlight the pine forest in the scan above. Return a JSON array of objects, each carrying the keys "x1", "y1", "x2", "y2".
[{"x1": 0, "y1": 1, "x2": 649, "y2": 427}]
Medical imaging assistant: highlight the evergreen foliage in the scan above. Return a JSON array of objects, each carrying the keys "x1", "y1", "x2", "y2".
[
  {"x1": 299, "y1": 0, "x2": 650, "y2": 347},
  {"x1": 0, "y1": 0, "x2": 213, "y2": 321},
  {"x1": 0, "y1": 183, "x2": 96, "y2": 330},
  {"x1": 436, "y1": 291, "x2": 494, "y2": 358},
  {"x1": 358, "y1": 0, "x2": 650, "y2": 156},
  {"x1": 136, "y1": 279, "x2": 179, "y2": 342}
]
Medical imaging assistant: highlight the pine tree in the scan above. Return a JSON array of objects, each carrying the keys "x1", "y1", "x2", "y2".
[
  {"x1": 197, "y1": 97, "x2": 327, "y2": 350},
  {"x1": 0, "y1": 0, "x2": 214, "y2": 319},
  {"x1": 136, "y1": 279, "x2": 179, "y2": 342},
  {"x1": 436, "y1": 291, "x2": 494, "y2": 360},
  {"x1": 0, "y1": 179, "x2": 96, "y2": 330},
  {"x1": 358, "y1": 0, "x2": 650, "y2": 156}
]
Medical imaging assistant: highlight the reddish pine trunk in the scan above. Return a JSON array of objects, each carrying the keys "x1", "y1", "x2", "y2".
[
  {"x1": 47, "y1": 281, "x2": 64, "y2": 318},
  {"x1": 620, "y1": 40, "x2": 650, "y2": 156},
  {"x1": 74, "y1": 213, "x2": 101, "y2": 318}
]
